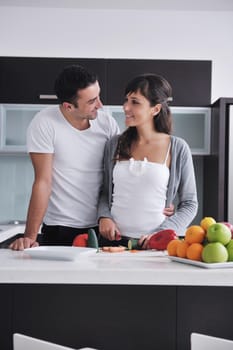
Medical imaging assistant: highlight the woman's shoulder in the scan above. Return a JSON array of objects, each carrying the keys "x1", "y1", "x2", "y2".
[
  {"x1": 170, "y1": 135, "x2": 193, "y2": 160},
  {"x1": 107, "y1": 134, "x2": 120, "y2": 147},
  {"x1": 170, "y1": 135, "x2": 190, "y2": 150},
  {"x1": 104, "y1": 134, "x2": 120, "y2": 159}
]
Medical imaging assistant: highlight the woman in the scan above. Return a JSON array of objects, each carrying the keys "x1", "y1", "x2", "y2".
[{"x1": 98, "y1": 73, "x2": 198, "y2": 249}]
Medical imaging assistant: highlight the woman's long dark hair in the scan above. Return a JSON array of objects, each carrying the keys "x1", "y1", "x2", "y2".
[{"x1": 115, "y1": 74, "x2": 173, "y2": 160}]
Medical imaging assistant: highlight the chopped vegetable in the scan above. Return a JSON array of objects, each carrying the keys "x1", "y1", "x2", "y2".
[
  {"x1": 87, "y1": 229, "x2": 99, "y2": 249},
  {"x1": 101, "y1": 246, "x2": 126, "y2": 253},
  {"x1": 128, "y1": 239, "x2": 140, "y2": 250},
  {"x1": 109, "y1": 246, "x2": 126, "y2": 253},
  {"x1": 72, "y1": 233, "x2": 88, "y2": 247}
]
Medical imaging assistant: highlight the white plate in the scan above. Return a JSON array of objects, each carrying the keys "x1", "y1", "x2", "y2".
[
  {"x1": 168, "y1": 256, "x2": 233, "y2": 269},
  {"x1": 24, "y1": 246, "x2": 97, "y2": 261}
]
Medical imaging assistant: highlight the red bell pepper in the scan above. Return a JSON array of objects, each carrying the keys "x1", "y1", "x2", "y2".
[{"x1": 148, "y1": 229, "x2": 178, "y2": 250}]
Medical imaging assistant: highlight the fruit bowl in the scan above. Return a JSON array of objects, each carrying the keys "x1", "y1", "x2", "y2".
[{"x1": 168, "y1": 256, "x2": 233, "y2": 269}]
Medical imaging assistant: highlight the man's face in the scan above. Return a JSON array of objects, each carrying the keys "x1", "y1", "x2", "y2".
[{"x1": 71, "y1": 81, "x2": 103, "y2": 120}]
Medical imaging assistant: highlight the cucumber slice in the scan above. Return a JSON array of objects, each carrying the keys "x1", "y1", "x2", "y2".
[{"x1": 128, "y1": 239, "x2": 139, "y2": 250}]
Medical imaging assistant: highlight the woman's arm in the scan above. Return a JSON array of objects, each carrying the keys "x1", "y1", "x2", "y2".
[
  {"x1": 97, "y1": 136, "x2": 120, "y2": 240},
  {"x1": 153, "y1": 139, "x2": 198, "y2": 235}
]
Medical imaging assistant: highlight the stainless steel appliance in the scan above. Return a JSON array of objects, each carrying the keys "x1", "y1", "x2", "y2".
[{"x1": 228, "y1": 105, "x2": 233, "y2": 223}]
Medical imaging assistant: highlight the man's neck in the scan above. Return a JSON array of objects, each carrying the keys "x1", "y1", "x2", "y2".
[{"x1": 59, "y1": 105, "x2": 90, "y2": 130}]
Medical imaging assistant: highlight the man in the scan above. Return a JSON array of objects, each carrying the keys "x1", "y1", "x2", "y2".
[{"x1": 10, "y1": 64, "x2": 120, "y2": 250}]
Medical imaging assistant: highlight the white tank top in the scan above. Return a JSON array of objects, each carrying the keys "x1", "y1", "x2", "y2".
[{"x1": 111, "y1": 143, "x2": 171, "y2": 238}]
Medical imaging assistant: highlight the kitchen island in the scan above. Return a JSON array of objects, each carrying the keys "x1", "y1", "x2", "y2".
[{"x1": 0, "y1": 228, "x2": 233, "y2": 350}]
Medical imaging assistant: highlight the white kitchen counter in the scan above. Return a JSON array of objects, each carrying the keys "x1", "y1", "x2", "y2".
[{"x1": 0, "y1": 247, "x2": 233, "y2": 286}]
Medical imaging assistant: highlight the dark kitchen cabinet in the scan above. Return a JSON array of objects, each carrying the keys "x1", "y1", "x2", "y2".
[
  {"x1": 2, "y1": 283, "x2": 233, "y2": 350},
  {"x1": 12, "y1": 284, "x2": 176, "y2": 350},
  {"x1": 203, "y1": 98, "x2": 233, "y2": 221},
  {"x1": 0, "y1": 57, "x2": 106, "y2": 104},
  {"x1": 177, "y1": 286, "x2": 233, "y2": 350},
  {"x1": 106, "y1": 59, "x2": 211, "y2": 106},
  {"x1": 0, "y1": 284, "x2": 13, "y2": 350},
  {"x1": 0, "y1": 57, "x2": 211, "y2": 106}
]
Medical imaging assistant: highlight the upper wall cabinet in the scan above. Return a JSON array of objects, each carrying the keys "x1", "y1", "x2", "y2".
[
  {"x1": 0, "y1": 57, "x2": 106, "y2": 104},
  {"x1": 0, "y1": 104, "x2": 48, "y2": 152},
  {"x1": 106, "y1": 59, "x2": 211, "y2": 106},
  {"x1": 0, "y1": 57, "x2": 211, "y2": 106},
  {"x1": 106, "y1": 105, "x2": 211, "y2": 155}
]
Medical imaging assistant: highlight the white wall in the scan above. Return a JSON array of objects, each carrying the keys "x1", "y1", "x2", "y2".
[{"x1": 0, "y1": 6, "x2": 233, "y2": 102}]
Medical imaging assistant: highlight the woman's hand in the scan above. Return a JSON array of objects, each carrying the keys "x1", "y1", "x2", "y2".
[
  {"x1": 163, "y1": 203, "x2": 175, "y2": 217},
  {"x1": 137, "y1": 234, "x2": 153, "y2": 250},
  {"x1": 99, "y1": 218, "x2": 121, "y2": 241}
]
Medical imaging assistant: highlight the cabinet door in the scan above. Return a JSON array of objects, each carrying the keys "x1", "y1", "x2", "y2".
[
  {"x1": 106, "y1": 59, "x2": 211, "y2": 106},
  {"x1": 13, "y1": 284, "x2": 176, "y2": 350},
  {"x1": 0, "y1": 57, "x2": 106, "y2": 104},
  {"x1": 172, "y1": 107, "x2": 211, "y2": 155},
  {"x1": 107, "y1": 106, "x2": 211, "y2": 155},
  {"x1": 0, "y1": 285, "x2": 13, "y2": 350},
  {"x1": 177, "y1": 286, "x2": 233, "y2": 350},
  {"x1": 0, "y1": 104, "x2": 47, "y2": 152}
]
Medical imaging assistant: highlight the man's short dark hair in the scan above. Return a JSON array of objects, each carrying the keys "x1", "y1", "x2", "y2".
[{"x1": 54, "y1": 64, "x2": 98, "y2": 104}]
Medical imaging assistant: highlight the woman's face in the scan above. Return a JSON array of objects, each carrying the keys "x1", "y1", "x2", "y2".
[{"x1": 123, "y1": 90, "x2": 160, "y2": 128}]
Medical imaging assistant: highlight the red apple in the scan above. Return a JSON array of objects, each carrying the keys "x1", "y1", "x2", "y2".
[{"x1": 221, "y1": 222, "x2": 233, "y2": 238}]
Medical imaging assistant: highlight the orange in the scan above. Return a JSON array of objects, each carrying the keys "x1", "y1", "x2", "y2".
[
  {"x1": 167, "y1": 239, "x2": 180, "y2": 256},
  {"x1": 185, "y1": 225, "x2": 205, "y2": 244},
  {"x1": 186, "y1": 243, "x2": 204, "y2": 261},
  {"x1": 176, "y1": 240, "x2": 189, "y2": 258},
  {"x1": 200, "y1": 217, "x2": 216, "y2": 232}
]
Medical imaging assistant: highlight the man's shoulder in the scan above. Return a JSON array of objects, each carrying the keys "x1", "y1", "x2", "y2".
[
  {"x1": 35, "y1": 105, "x2": 59, "y2": 118},
  {"x1": 97, "y1": 109, "x2": 115, "y2": 123},
  {"x1": 96, "y1": 109, "x2": 120, "y2": 135},
  {"x1": 30, "y1": 105, "x2": 60, "y2": 125}
]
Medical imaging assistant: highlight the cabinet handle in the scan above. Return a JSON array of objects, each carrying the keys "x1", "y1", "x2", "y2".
[{"x1": 39, "y1": 94, "x2": 57, "y2": 100}]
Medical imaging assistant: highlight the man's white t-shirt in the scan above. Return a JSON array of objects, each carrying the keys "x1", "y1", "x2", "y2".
[{"x1": 27, "y1": 105, "x2": 119, "y2": 228}]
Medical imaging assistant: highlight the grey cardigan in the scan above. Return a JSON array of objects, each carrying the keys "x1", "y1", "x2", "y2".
[{"x1": 97, "y1": 134, "x2": 198, "y2": 236}]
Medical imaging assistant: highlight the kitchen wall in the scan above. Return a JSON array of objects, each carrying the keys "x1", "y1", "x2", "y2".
[
  {"x1": 0, "y1": 155, "x2": 33, "y2": 222},
  {"x1": 0, "y1": 5, "x2": 233, "y2": 102}
]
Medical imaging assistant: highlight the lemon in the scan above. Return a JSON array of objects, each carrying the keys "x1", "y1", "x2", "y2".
[{"x1": 200, "y1": 217, "x2": 216, "y2": 232}]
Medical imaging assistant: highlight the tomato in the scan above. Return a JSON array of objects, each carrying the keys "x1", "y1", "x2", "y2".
[{"x1": 72, "y1": 233, "x2": 88, "y2": 247}]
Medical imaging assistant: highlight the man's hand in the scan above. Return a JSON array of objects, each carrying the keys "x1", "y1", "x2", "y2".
[
  {"x1": 9, "y1": 237, "x2": 39, "y2": 251},
  {"x1": 99, "y1": 218, "x2": 121, "y2": 241}
]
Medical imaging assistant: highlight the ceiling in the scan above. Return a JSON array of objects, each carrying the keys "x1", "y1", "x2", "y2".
[{"x1": 0, "y1": 0, "x2": 233, "y2": 11}]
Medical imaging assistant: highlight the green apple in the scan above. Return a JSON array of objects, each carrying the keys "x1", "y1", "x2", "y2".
[
  {"x1": 207, "y1": 223, "x2": 231, "y2": 245},
  {"x1": 226, "y1": 239, "x2": 233, "y2": 261},
  {"x1": 202, "y1": 242, "x2": 228, "y2": 263}
]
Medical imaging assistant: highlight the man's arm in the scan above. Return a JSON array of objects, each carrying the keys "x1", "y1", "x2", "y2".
[{"x1": 10, "y1": 153, "x2": 53, "y2": 250}]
